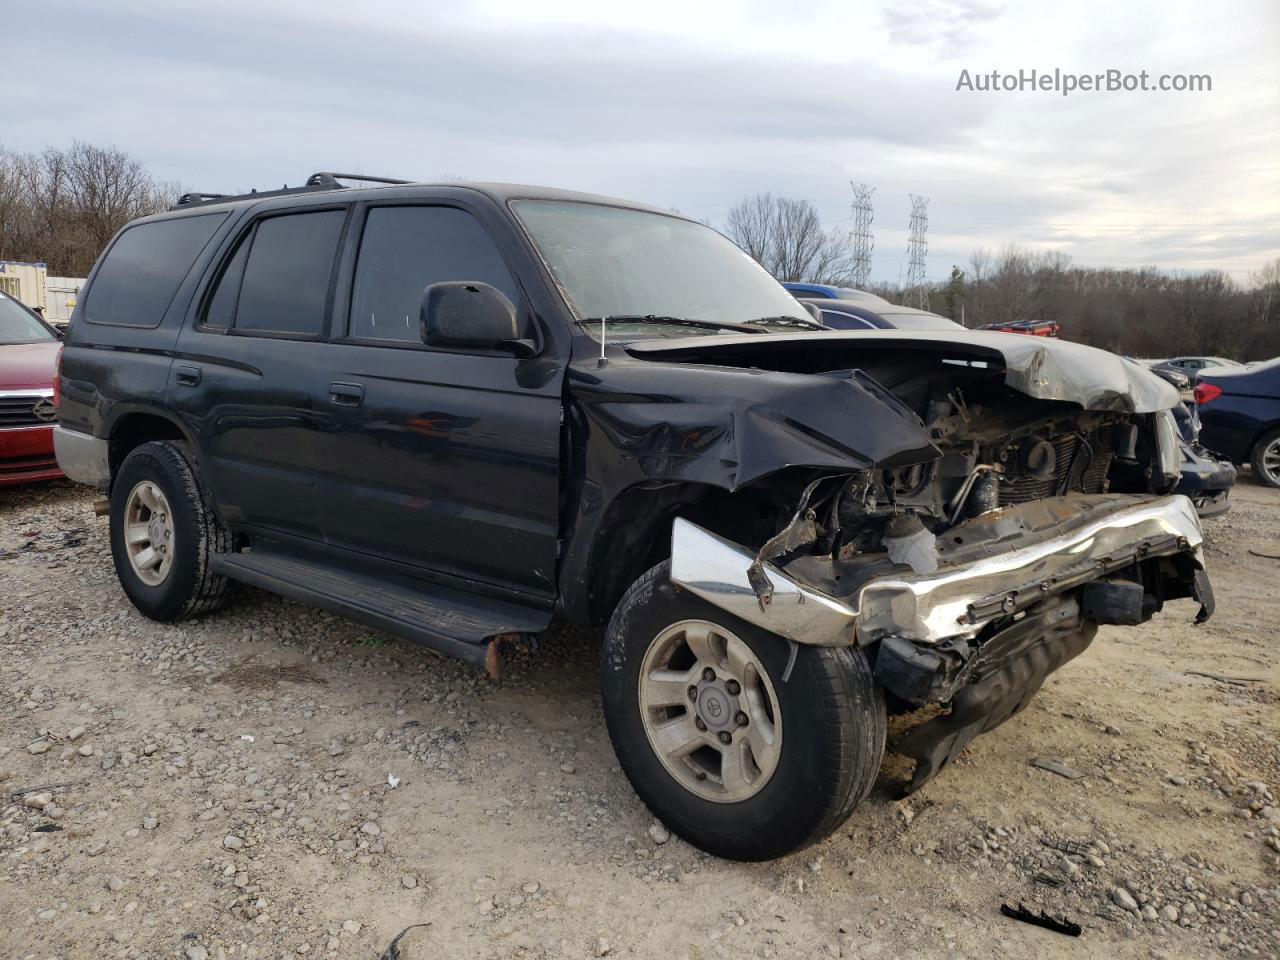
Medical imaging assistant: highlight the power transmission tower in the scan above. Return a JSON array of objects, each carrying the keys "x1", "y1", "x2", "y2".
[
  {"x1": 906, "y1": 194, "x2": 930, "y2": 310},
  {"x1": 849, "y1": 182, "x2": 875, "y2": 287}
]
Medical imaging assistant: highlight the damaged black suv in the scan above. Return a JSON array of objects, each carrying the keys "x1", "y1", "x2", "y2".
[{"x1": 56, "y1": 173, "x2": 1214, "y2": 861}]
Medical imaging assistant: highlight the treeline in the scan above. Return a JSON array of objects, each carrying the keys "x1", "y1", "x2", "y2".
[
  {"x1": 724, "y1": 192, "x2": 1279, "y2": 361},
  {"x1": 875, "y1": 247, "x2": 1280, "y2": 362},
  {"x1": 0, "y1": 142, "x2": 178, "y2": 277}
]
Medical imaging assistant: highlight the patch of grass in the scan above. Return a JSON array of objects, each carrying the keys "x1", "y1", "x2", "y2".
[{"x1": 356, "y1": 634, "x2": 388, "y2": 648}]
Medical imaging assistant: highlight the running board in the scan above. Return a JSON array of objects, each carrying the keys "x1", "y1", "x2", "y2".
[{"x1": 211, "y1": 551, "x2": 551, "y2": 666}]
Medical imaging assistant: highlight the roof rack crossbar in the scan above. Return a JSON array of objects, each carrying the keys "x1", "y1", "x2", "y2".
[
  {"x1": 307, "y1": 172, "x2": 411, "y2": 187},
  {"x1": 169, "y1": 172, "x2": 411, "y2": 211}
]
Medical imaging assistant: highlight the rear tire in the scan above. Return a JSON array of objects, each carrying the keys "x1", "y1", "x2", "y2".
[
  {"x1": 109, "y1": 441, "x2": 230, "y2": 621},
  {"x1": 601, "y1": 560, "x2": 886, "y2": 861},
  {"x1": 1251, "y1": 427, "x2": 1280, "y2": 488}
]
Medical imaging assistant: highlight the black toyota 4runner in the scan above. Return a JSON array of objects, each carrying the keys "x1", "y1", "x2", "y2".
[{"x1": 56, "y1": 173, "x2": 1214, "y2": 860}]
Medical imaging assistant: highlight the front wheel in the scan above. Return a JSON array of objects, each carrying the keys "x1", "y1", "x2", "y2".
[{"x1": 601, "y1": 561, "x2": 886, "y2": 861}]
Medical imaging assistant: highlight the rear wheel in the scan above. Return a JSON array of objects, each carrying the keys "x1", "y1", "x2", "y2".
[
  {"x1": 109, "y1": 441, "x2": 230, "y2": 621},
  {"x1": 601, "y1": 561, "x2": 886, "y2": 861},
  {"x1": 1251, "y1": 427, "x2": 1280, "y2": 488}
]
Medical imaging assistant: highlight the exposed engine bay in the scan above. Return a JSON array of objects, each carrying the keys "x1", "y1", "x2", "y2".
[{"x1": 652, "y1": 340, "x2": 1211, "y2": 793}]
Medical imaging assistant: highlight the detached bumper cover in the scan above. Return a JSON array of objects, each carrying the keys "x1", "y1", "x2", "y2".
[{"x1": 670, "y1": 494, "x2": 1209, "y2": 648}]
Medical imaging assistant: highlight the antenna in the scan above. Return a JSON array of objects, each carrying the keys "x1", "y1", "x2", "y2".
[
  {"x1": 849, "y1": 182, "x2": 875, "y2": 287},
  {"x1": 598, "y1": 316, "x2": 608, "y2": 367},
  {"x1": 906, "y1": 194, "x2": 930, "y2": 310}
]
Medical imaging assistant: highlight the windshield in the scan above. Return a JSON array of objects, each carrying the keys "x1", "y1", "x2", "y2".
[
  {"x1": 513, "y1": 200, "x2": 813, "y2": 338},
  {"x1": 0, "y1": 292, "x2": 56, "y2": 344}
]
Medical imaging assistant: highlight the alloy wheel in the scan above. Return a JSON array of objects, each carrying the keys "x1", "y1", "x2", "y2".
[
  {"x1": 637, "y1": 619, "x2": 782, "y2": 803},
  {"x1": 123, "y1": 480, "x2": 176, "y2": 587}
]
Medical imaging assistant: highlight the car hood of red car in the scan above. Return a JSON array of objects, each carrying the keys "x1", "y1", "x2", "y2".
[{"x1": 0, "y1": 340, "x2": 61, "y2": 391}]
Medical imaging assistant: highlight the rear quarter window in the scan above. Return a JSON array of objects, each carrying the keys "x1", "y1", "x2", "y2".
[{"x1": 84, "y1": 213, "x2": 226, "y2": 327}]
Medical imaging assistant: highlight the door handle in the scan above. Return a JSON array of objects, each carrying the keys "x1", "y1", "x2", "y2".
[
  {"x1": 329, "y1": 381, "x2": 365, "y2": 406},
  {"x1": 176, "y1": 365, "x2": 202, "y2": 386}
]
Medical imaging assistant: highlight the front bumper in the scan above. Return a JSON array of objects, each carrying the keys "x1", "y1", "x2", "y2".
[
  {"x1": 0, "y1": 425, "x2": 62, "y2": 486},
  {"x1": 671, "y1": 494, "x2": 1209, "y2": 649},
  {"x1": 672, "y1": 494, "x2": 1213, "y2": 793}
]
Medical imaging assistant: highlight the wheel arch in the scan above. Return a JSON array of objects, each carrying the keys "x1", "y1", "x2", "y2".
[
  {"x1": 572, "y1": 468, "x2": 833, "y2": 627},
  {"x1": 107, "y1": 411, "x2": 193, "y2": 481}
]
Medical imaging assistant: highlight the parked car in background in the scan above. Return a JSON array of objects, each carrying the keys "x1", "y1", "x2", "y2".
[
  {"x1": 0, "y1": 289, "x2": 63, "y2": 485},
  {"x1": 979, "y1": 318, "x2": 1061, "y2": 337},
  {"x1": 781, "y1": 282, "x2": 888, "y2": 304},
  {"x1": 1196, "y1": 358, "x2": 1280, "y2": 488},
  {"x1": 1156, "y1": 356, "x2": 1244, "y2": 375},
  {"x1": 1168, "y1": 400, "x2": 1236, "y2": 516},
  {"x1": 800, "y1": 297, "x2": 964, "y2": 332}
]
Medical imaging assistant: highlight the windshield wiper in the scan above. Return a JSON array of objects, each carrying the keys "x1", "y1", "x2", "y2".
[
  {"x1": 581, "y1": 315, "x2": 769, "y2": 335},
  {"x1": 743, "y1": 315, "x2": 828, "y2": 330}
]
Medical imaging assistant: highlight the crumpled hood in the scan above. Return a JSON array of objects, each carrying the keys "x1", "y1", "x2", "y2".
[{"x1": 624, "y1": 329, "x2": 1179, "y2": 414}]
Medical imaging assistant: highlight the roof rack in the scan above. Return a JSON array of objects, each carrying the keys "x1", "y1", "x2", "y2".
[{"x1": 171, "y1": 172, "x2": 412, "y2": 210}]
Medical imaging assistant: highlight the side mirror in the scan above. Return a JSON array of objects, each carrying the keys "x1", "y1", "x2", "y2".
[
  {"x1": 802, "y1": 301, "x2": 823, "y2": 324},
  {"x1": 420, "y1": 281, "x2": 530, "y2": 354}
]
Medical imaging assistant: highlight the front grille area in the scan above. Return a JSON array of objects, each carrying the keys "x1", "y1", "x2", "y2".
[
  {"x1": 0, "y1": 393, "x2": 54, "y2": 429},
  {"x1": 1000, "y1": 426, "x2": 1116, "y2": 505}
]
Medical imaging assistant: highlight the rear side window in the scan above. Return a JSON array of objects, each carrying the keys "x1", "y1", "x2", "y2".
[
  {"x1": 203, "y1": 235, "x2": 250, "y2": 330},
  {"x1": 232, "y1": 210, "x2": 346, "y2": 336},
  {"x1": 85, "y1": 214, "x2": 226, "y2": 326},
  {"x1": 349, "y1": 206, "x2": 518, "y2": 342}
]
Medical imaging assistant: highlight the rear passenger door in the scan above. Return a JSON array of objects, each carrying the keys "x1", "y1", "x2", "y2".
[
  {"x1": 314, "y1": 201, "x2": 564, "y2": 602},
  {"x1": 172, "y1": 205, "x2": 350, "y2": 544}
]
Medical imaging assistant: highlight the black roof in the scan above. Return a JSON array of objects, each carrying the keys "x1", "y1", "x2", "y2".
[{"x1": 166, "y1": 171, "x2": 676, "y2": 219}]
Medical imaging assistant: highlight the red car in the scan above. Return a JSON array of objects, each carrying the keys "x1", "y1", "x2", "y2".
[
  {"x1": 979, "y1": 319, "x2": 1061, "y2": 337},
  {"x1": 0, "y1": 290, "x2": 63, "y2": 485}
]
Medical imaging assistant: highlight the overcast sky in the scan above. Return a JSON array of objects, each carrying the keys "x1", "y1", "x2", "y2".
[{"x1": 5, "y1": 0, "x2": 1278, "y2": 283}]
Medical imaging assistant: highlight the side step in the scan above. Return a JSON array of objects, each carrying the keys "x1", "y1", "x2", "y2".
[{"x1": 210, "y1": 551, "x2": 552, "y2": 666}]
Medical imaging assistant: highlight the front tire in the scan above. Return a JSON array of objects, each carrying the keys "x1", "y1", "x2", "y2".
[
  {"x1": 601, "y1": 561, "x2": 886, "y2": 861},
  {"x1": 109, "y1": 441, "x2": 230, "y2": 621},
  {"x1": 1251, "y1": 427, "x2": 1280, "y2": 488}
]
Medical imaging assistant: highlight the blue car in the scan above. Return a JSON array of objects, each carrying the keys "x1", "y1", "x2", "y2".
[
  {"x1": 788, "y1": 293, "x2": 964, "y2": 332},
  {"x1": 1197, "y1": 357, "x2": 1280, "y2": 488},
  {"x1": 781, "y1": 282, "x2": 880, "y2": 301}
]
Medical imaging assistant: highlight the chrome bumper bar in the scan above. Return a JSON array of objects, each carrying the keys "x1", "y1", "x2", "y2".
[{"x1": 670, "y1": 494, "x2": 1205, "y2": 647}]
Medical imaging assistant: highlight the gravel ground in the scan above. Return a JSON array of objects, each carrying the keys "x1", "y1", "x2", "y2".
[{"x1": 1, "y1": 479, "x2": 1277, "y2": 960}]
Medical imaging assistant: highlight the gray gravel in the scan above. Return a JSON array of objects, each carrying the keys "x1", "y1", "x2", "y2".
[{"x1": 1, "y1": 479, "x2": 1278, "y2": 960}]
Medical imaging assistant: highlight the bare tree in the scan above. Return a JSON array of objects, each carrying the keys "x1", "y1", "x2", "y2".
[
  {"x1": 725, "y1": 193, "x2": 856, "y2": 284},
  {"x1": 0, "y1": 141, "x2": 178, "y2": 276}
]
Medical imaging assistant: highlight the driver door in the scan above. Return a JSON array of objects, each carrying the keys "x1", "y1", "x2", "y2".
[{"x1": 313, "y1": 202, "x2": 564, "y2": 603}]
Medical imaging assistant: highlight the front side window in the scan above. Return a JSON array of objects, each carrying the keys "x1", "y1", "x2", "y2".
[
  {"x1": 513, "y1": 201, "x2": 812, "y2": 340},
  {"x1": 0, "y1": 291, "x2": 56, "y2": 344},
  {"x1": 349, "y1": 206, "x2": 518, "y2": 342},
  {"x1": 230, "y1": 210, "x2": 346, "y2": 336},
  {"x1": 85, "y1": 213, "x2": 226, "y2": 326}
]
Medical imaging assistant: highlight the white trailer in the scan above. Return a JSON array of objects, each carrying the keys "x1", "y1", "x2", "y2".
[
  {"x1": 45, "y1": 276, "x2": 86, "y2": 323},
  {"x1": 0, "y1": 261, "x2": 48, "y2": 312}
]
